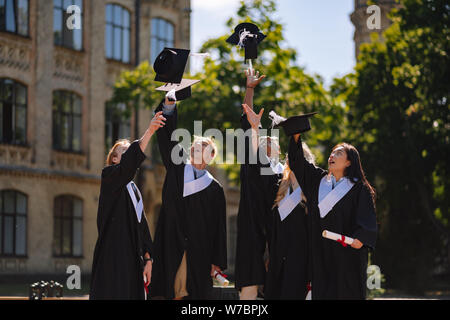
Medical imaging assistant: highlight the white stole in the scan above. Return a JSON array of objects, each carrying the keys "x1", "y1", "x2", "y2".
[
  {"x1": 126, "y1": 181, "x2": 144, "y2": 223},
  {"x1": 183, "y1": 163, "x2": 214, "y2": 197},
  {"x1": 271, "y1": 161, "x2": 285, "y2": 175},
  {"x1": 318, "y1": 176, "x2": 355, "y2": 218},
  {"x1": 266, "y1": 155, "x2": 285, "y2": 175},
  {"x1": 278, "y1": 186, "x2": 302, "y2": 221}
]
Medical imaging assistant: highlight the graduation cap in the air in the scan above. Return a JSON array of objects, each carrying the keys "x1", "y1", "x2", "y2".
[
  {"x1": 156, "y1": 79, "x2": 200, "y2": 101},
  {"x1": 153, "y1": 48, "x2": 190, "y2": 84},
  {"x1": 226, "y1": 22, "x2": 266, "y2": 60},
  {"x1": 269, "y1": 110, "x2": 318, "y2": 136}
]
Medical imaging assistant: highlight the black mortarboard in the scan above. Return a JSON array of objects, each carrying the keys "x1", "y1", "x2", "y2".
[
  {"x1": 269, "y1": 111, "x2": 318, "y2": 136},
  {"x1": 156, "y1": 79, "x2": 200, "y2": 101},
  {"x1": 226, "y1": 22, "x2": 266, "y2": 60},
  {"x1": 153, "y1": 48, "x2": 190, "y2": 84}
]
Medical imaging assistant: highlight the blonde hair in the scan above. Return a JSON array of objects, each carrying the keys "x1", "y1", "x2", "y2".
[
  {"x1": 191, "y1": 136, "x2": 218, "y2": 162},
  {"x1": 272, "y1": 142, "x2": 315, "y2": 209},
  {"x1": 106, "y1": 139, "x2": 130, "y2": 166}
]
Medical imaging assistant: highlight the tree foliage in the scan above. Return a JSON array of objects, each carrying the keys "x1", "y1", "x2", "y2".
[{"x1": 332, "y1": 0, "x2": 449, "y2": 293}]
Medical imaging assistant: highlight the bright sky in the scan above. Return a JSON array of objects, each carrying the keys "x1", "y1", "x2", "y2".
[{"x1": 191, "y1": 0, "x2": 356, "y2": 86}]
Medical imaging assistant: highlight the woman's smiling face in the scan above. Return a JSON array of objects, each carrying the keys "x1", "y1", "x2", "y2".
[{"x1": 328, "y1": 146, "x2": 350, "y2": 173}]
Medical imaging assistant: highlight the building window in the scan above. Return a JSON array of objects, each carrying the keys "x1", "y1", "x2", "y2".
[
  {"x1": 53, "y1": 195, "x2": 83, "y2": 257},
  {"x1": 150, "y1": 18, "x2": 174, "y2": 63},
  {"x1": 0, "y1": 190, "x2": 27, "y2": 257},
  {"x1": 0, "y1": 78, "x2": 27, "y2": 145},
  {"x1": 105, "y1": 102, "x2": 131, "y2": 152},
  {"x1": 105, "y1": 4, "x2": 131, "y2": 63},
  {"x1": 54, "y1": 0, "x2": 83, "y2": 51},
  {"x1": 52, "y1": 90, "x2": 82, "y2": 153},
  {"x1": 0, "y1": 0, "x2": 29, "y2": 36}
]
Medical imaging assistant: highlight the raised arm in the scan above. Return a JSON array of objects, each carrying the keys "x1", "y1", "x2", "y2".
[
  {"x1": 288, "y1": 134, "x2": 326, "y2": 199},
  {"x1": 155, "y1": 96, "x2": 187, "y2": 170},
  {"x1": 102, "y1": 112, "x2": 166, "y2": 190}
]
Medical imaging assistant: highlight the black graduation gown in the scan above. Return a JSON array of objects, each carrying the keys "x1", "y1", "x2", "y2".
[
  {"x1": 234, "y1": 115, "x2": 280, "y2": 290},
  {"x1": 90, "y1": 141, "x2": 153, "y2": 300},
  {"x1": 265, "y1": 201, "x2": 309, "y2": 300},
  {"x1": 246, "y1": 136, "x2": 309, "y2": 300},
  {"x1": 150, "y1": 101, "x2": 227, "y2": 300},
  {"x1": 288, "y1": 137, "x2": 377, "y2": 300}
]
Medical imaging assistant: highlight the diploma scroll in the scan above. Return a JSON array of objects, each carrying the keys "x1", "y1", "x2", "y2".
[
  {"x1": 213, "y1": 270, "x2": 230, "y2": 287},
  {"x1": 322, "y1": 230, "x2": 354, "y2": 247}
]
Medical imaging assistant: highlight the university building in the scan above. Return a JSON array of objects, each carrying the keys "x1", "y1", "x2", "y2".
[{"x1": 0, "y1": 0, "x2": 399, "y2": 283}]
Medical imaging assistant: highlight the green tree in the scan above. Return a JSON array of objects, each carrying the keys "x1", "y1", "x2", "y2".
[
  {"x1": 112, "y1": 0, "x2": 346, "y2": 183},
  {"x1": 333, "y1": 0, "x2": 449, "y2": 293}
]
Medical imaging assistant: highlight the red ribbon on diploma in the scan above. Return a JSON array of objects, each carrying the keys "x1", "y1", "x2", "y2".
[
  {"x1": 214, "y1": 271, "x2": 228, "y2": 279},
  {"x1": 307, "y1": 283, "x2": 312, "y2": 292},
  {"x1": 144, "y1": 281, "x2": 150, "y2": 295},
  {"x1": 337, "y1": 235, "x2": 348, "y2": 247}
]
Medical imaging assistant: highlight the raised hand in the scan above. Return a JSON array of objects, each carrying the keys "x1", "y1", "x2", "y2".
[
  {"x1": 149, "y1": 111, "x2": 166, "y2": 135},
  {"x1": 242, "y1": 104, "x2": 264, "y2": 129},
  {"x1": 245, "y1": 68, "x2": 266, "y2": 89}
]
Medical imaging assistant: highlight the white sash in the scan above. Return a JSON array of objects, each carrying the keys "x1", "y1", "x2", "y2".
[
  {"x1": 271, "y1": 161, "x2": 285, "y2": 175},
  {"x1": 126, "y1": 181, "x2": 144, "y2": 223},
  {"x1": 278, "y1": 186, "x2": 302, "y2": 221},
  {"x1": 264, "y1": 155, "x2": 284, "y2": 175},
  {"x1": 318, "y1": 176, "x2": 355, "y2": 218},
  {"x1": 183, "y1": 164, "x2": 214, "y2": 197}
]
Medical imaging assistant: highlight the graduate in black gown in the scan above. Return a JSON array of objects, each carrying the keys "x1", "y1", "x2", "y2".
[
  {"x1": 90, "y1": 112, "x2": 166, "y2": 300},
  {"x1": 242, "y1": 104, "x2": 315, "y2": 300},
  {"x1": 235, "y1": 69, "x2": 286, "y2": 300},
  {"x1": 150, "y1": 93, "x2": 227, "y2": 300},
  {"x1": 288, "y1": 132, "x2": 377, "y2": 300}
]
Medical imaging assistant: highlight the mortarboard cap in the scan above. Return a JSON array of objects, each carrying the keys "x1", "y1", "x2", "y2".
[
  {"x1": 269, "y1": 111, "x2": 318, "y2": 136},
  {"x1": 226, "y1": 22, "x2": 266, "y2": 60},
  {"x1": 156, "y1": 79, "x2": 200, "y2": 101},
  {"x1": 153, "y1": 48, "x2": 190, "y2": 84}
]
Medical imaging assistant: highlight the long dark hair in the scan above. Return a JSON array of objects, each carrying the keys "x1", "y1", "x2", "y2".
[{"x1": 332, "y1": 143, "x2": 376, "y2": 204}]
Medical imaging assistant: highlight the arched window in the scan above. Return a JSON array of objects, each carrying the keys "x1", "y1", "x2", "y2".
[
  {"x1": 0, "y1": 190, "x2": 27, "y2": 257},
  {"x1": 53, "y1": 0, "x2": 83, "y2": 51},
  {"x1": 105, "y1": 3, "x2": 131, "y2": 63},
  {"x1": 0, "y1": 78, "x2": 27, "y2": 145},
  {"x1": 0, "y1": 0, "x2": 29, "y2": 36},
  {"x1": 105, "y1": 101, "x2": 131, "y2": 152},
  {"x1": 53, "y1": 195, "x2": 83, "y2": 257},
  {"x1": 52, "y1": 90, "x2": 82, "y2": 152},
  {"x1": 150, "y1": 18, "x2": 174, "y2": 63}
]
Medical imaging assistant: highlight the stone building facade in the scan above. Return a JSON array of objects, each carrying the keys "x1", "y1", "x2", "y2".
[{"x1": 0, "y1": 0, "x2": 242, "y2": 280}]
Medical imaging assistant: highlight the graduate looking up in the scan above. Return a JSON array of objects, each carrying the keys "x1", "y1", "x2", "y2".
[
  {"x1": 235, "y1": 68, "x2": 286, "y2": 300},
  {"x1": 287, "y1": 129, "x2": 377, "y2": 299},
  {"x1": 150, "y1": 90, "x2": 227, "y2": 300},
  {"x1": 90, "y1": 111, "x2": 166, "y2": 300},
  {"x1": 242, "y1": 103, "x2": 315, "y2": 300}
]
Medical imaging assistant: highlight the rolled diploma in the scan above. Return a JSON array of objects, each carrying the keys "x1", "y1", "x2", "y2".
[
  {"x1": 213, "y1": 271, "x2": 229, "y2": 287},
  {"x1": 322, "y1": 230, "x2": 354, "y2": 246}
]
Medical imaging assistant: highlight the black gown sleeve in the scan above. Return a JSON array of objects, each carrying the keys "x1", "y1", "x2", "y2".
[
  {"x1": 242, "y1": 114, "x2": 279, "y2": 253},
  {"x1": 288, "y1": 136, "x2": 326, "y2": 197},
  {"x1": 352, "y1": 185, "x2": 377, "y2": 249},
  {"x1": 101, "y1": 140, "x2": 146, "y2": 191},
  {"x1": 140, "y1": 213, "x2": 153, "y2": 258},
  {"x1": 212, "y1": 188, "x2": 228, "y2": 270},
  {"x1": 155, "y1": 100, "x2": 187, "y2": 170}
]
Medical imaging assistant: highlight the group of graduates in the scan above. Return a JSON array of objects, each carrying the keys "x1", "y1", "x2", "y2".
[
  {"x1": 89, "y1": 22, "x2": 376, "y2": 301},
  {"x1": 88, "y1": 65, "x2": 377, "y2": 300}
]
